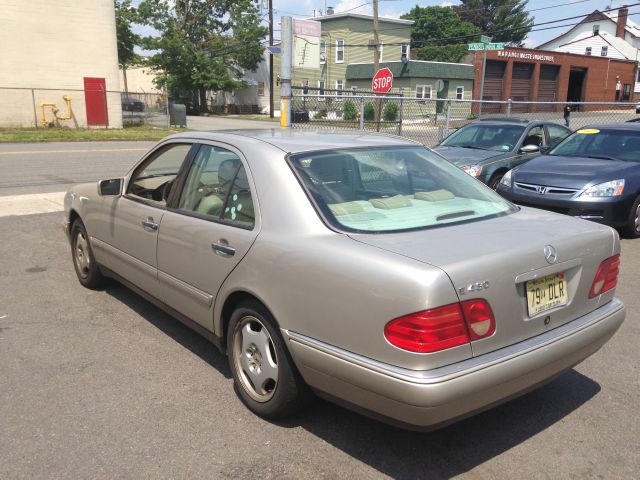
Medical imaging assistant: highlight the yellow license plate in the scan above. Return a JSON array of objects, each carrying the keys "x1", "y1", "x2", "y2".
[{"x1": 526, "y1": 272, "x2": 568, "y2": 316}]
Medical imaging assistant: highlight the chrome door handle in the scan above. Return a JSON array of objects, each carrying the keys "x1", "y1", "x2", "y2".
[
  {"x1": 212, "y1": 242, "x2": 236, "y2": 256},
  {"x1": 141, "y1": 217, "x2": 158, "y2": 231}
]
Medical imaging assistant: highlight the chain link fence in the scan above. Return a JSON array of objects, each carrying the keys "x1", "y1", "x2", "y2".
[
  {"x1": 0, "y1": 87, "x2": 169, "y2": 129},
  {"x1": 291, "y1": 86, "x2": 640, "y2": 147}
]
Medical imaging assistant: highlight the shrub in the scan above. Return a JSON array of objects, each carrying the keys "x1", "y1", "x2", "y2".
[
  {"x1": 364, "y1": 103, "x2": 375, "y2": 121},
  {"x1": 313, "y1": 111, "x2": 323, "y2": 120},
  {"x1": 343, "y1": 100, "x2": 357, "y2": 121},
  {"x1": 382, "y1": 102, "x2": 399, "y2": 121}
]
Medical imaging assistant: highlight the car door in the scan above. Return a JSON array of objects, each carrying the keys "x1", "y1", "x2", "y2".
[
  {"x1": 156, "y1": 143, "x2": 260, "y2": 330},
  {"x1": 92, "y1": 142, "x2": 194, "y2": 298},
  {"x1": 512, "y1": 124, "x2": 544, "y2": 168}
]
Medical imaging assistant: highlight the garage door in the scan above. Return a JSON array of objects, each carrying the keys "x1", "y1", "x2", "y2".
[
  {"x1": 537, "y1": 65, "x2": 559, "y2": 112},
  {"x1": 512, "y1": 63, "x2": 533, "y2": 113},
  {"x1": 483, "y1": 61, "x2": 505, "y2": 113}
]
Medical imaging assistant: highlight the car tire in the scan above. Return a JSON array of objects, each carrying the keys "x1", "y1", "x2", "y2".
[
  {"x1": 227, "y1": 300, "x2": 312, "y2": 419},
  {"x1": 488, "y1": 173, "x2": 504, "y2": 190},
  {"x1": 624, "y1": 195, "x2": 640, "y2": 238},
  {"x1": 70, "y1": 219, "x2": 107, "y2": 289}
]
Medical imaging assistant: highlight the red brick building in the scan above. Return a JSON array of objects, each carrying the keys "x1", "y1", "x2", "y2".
[{"x1": 470, "y1": 47, "x2": 637, "y2": 112}]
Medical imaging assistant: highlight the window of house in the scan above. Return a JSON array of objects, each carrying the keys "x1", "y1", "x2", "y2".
[
  {"x1": 336, "y1": 39, "x2": 344, "y2": 63},
  {"x1": 336, "y1": 80, "x2": 344, "y2": 96},
  {"x1": 320, "y1": 40, "x2": 326, "y2": 64},
  {"x1": 416, "y1": 85, "x2": 432, "y2": 99},
  {"x1": 593, "y1": 25, "x2": 600, "y2": 35},
  {"x1": 401, "y1": 44, "x2": 409, "y2": 61},
  {"x1": 257, "y1": 82, "x2": 265, "y2": 96},
  {"x1": 601, "y1": 46, "x2": 608, "y2": 56},
  {"x1": 302, "y1": 78, "x2": 309, "y2": 94},
  {"x1": 318, "y1": 80, "x2": 325, "y2": 96},
  {"x1": 585, "y1": 47, "x2": 592, "y2": 55},
  {"x1": 456, "y1": 86, "x2": 464, "y2": 100}
]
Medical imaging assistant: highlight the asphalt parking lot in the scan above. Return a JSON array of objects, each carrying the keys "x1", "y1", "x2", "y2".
[{"x1": 1, "y1": 141, "x2": 639, "y2": 479}]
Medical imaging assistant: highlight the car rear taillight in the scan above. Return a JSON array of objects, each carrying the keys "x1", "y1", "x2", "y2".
[
  {"x1": 384, "y1": 299, "x2": 495, "y2": 353},
  {"x1": 589, "y1": 254, "x2": 620, "y2": 298}
]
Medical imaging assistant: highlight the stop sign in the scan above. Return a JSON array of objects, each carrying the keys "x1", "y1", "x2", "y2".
[{"x1": 372, "y1": 67, "x2": 394, "y2": 95}]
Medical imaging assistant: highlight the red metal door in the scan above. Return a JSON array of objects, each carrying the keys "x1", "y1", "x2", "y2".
[{"x1": 84, "y1": 77, "x2": 108, "y2": 126}]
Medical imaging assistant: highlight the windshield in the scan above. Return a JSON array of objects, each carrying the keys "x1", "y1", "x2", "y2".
[
  {"x1": 549, "y1": 128, "x2": 640, "y2": 161},
  {"x1": 289, "y1": 147, "x2": 515, "y2": 233},
  {"x1": 440, "y1": 124, "x2": 525, "y2": 152}
]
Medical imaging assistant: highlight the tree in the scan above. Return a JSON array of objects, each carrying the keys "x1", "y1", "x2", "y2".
[
  {"x1": 401, "y1": 6, "x2": 481, "y2": 63},
  {"x1": 115, "y1": 0, "x2": 141, "y2": 93},
  {"x1": 137, "y1": 0, "x2": 267, "y2": 113},
  {"x1": 454, "y1": 0, "x2": 534, "y2": 45}
]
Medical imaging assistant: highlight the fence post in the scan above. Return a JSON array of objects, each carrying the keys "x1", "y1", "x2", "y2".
[
  {"x1": 359, "y1": 96, "x2": 365, "y2": 130},
  {"x1": 445, "y1": 100, "x2": 451, "y2": 138},
  {"x1": 397, "y1": 95, "x2": 403, "y2": 136},
  {"x1": 507, "y1": 98, "x2": 512, "y2": 117}
]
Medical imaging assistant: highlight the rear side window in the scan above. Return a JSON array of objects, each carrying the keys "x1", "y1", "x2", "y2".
[
  {"x1": 289, "y1": 147, "x2": 514, "y2": 233},
  {"x1": 177, "y1": 145, "x2": 255, "y2": 228}
]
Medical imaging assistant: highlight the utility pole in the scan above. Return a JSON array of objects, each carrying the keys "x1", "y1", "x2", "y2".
[
  {"x1": 268, "y1": 0, "x2": 274, "y2": 118},
  {"x1": 280, "y1": 16, "x2": 293, "y2": 127},
  {"x1": 373, "y1": 0, "x2": 381, "y2": 130}
]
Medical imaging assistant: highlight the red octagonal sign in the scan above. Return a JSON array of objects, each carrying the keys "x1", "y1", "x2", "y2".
[{"x1": 372, "y1": 67, "x2": 394, "y2": 96}]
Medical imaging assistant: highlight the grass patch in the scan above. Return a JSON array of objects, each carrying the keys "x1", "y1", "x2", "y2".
[{"x1": 0, "y1": 125, "x2": 188, "y2": 143}]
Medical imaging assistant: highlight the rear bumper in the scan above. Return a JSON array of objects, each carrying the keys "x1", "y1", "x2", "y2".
[{"x1": 285, "y1": 298, "x2": 625, "y2": 430}]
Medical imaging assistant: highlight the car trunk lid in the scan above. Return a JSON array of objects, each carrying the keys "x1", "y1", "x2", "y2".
[{"x1": 348, "y1": 207, "x2": 617, "y2": 357}]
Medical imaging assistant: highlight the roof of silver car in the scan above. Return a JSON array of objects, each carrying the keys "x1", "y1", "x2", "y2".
[{"x1": 166, "y1": 129, "x2": 420, "y2": 154}]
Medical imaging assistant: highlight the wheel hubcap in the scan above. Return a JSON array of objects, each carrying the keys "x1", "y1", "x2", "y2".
[
  {"x1": 74, "y1": 231, "x2": 91, "y2": 278},
  {"x1": 232, "y1": 316, "x2": 278, "y2": 402},
  {"x1": 635, "y1": 203, "x2": 640, "y2": 232}
]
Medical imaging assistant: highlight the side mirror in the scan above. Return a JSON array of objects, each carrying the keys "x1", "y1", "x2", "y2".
[
  {"x1": 98, "y1": 178, "x2": 123, "y2": 196},
  {"x1": 520, "y1": 144, "x2": 540, "y2": 154}
]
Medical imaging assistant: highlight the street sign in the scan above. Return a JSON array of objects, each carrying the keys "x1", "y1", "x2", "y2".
[
  {"x1": 293, "y1": 19, "x2": 321, "y2": 69},
  {"x1": 372, "y1": 67, "x2": 394, "y2": 95},
  {"x1": 468, "y1": 42, "x2": 506, "y2": 51},
  {"x1": 267, "y1": 46, "x2": 281, "y2": 55},
  {"x1": 480, "y1": 35, "x2": 493, "y2": 44}
]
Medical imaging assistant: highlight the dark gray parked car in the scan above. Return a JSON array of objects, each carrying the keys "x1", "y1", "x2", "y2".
[{"x1": 434, "y1": 118, "x2": 571, "y2": 189}]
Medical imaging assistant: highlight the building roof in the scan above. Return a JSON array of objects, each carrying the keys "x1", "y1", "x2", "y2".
[
  {"x1": 538, "y1": 9, "x2": 640, "y2": 48},
  {"x1": 553, "y1": 31, "x2": 638, "y2": 60},
  {"x1": 346, "y1": 61, "x2": 475, "y2": 81},
  {"x1": 308, "y1": 13, "x2": 414, "y2": 26}
]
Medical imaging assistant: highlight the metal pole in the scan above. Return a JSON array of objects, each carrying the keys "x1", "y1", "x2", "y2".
[
  {"x1": 31, "y1": 89, "x2": 38, "y2": 128},
  {"x1": 398, "y1": 94, "x2": 403, "y2": 136},
  {"x1": 373, "y1": 0, "x2": 381, "y2": 131},
  {"x1": 478, "y1": 48, "x2": 487, "y2": 117},
  {"x1": 445, "y1": 100, "x2": 451, "y2": 138},
  {"x1": 280, "y1": 16, "x2": 293, "y2": 128},
  {"x1": 507, "y1": 98, "x2": 512, "y2": 117},
  {"x1": 268, "y1": 0, "x2": 274, "y2": 118}
]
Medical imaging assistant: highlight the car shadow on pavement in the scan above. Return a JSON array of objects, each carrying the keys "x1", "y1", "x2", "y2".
[
  {"x1": 281, "y1": 369, "x2": 600, "y2": 479},
  {"x1": 105, "y1": 283, "x2": 231, "y2": 379}
]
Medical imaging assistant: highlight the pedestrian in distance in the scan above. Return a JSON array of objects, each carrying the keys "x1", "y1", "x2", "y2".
[{"x1": 564, "y1": 104, "x2": 571, "y2": 127}]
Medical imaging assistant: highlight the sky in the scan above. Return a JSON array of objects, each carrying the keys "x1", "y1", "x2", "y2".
[{"x1": 266, "y1": 0, "x2": 636, "y2": 47}]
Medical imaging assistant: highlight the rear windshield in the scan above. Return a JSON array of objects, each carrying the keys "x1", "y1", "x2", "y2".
[
  {"x1": 289, "y1": 146, "x2": 515, "y2": 233},
  {"x1": 440, "y1": 124, "x2": 525, "y2": 152},
  {"x1": 550, "y1": 128, "x2": 640, "y2": 162}
]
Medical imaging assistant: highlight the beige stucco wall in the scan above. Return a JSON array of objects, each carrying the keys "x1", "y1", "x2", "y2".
[
  {"x1": 0, "y1": 0, "x2": 122, "y2": 128},
  {"x1": 120, "y1": 66, "x2": 161, "y2": 94}
]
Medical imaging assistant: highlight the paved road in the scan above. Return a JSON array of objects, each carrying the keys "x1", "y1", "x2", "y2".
[{"x1": 0, "y1": 141, "x2": 638, "y2": 478}]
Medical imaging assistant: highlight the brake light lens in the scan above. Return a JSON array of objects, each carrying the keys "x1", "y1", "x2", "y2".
[
  {"x1": 384, "y1": 299, "x2": 495, "y2": 353},
  {"x1": 589, "y1": 255, "x2": 620, "y2": 298}
]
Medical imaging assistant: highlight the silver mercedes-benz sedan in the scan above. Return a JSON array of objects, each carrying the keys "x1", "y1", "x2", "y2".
[{"x1": 64, "y1": 130, "x2": 625, "y2": 430}]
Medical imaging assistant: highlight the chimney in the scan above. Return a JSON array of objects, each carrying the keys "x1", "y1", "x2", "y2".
[
  {"x1": 616, "y1": 6, "x2": 628, "y2": 38},
  {"x1": 326, "y1": 6, "x2": 334, "y2": 15}
]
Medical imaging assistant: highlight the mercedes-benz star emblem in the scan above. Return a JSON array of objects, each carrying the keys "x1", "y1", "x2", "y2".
[{"x1": 544, "y1": 245, "x2": 558, "y2": 264}]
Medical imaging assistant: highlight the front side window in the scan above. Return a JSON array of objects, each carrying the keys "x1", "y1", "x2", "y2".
[
  {"x1": 178, "y1": 145, "x2": 255, "y2": 227},
  {"x1": 336, "y1": 39, "x2": 344, "y2": 63},
  {"x1": 128, "y1": 144, "x2": 192, "y2": 204},
  {"x1": 546, "y1": 124, "x2": 571, "y2": 146},
  {"x1": 522, "y1": 126, "x2": 544, "y2": 147},
  {"x1": 550, "y1": 129, "x2": 640, "y2": 162},
  {"x1": 289, "y1": 147, "x2": 514, "y2": 233},
  {"x1": 441, "y1": 124, "x2": 525, "y2": 152}
]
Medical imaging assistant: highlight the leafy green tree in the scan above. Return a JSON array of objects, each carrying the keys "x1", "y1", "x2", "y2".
[
  {"x1": 137, "y1": 0, "x2": 267, "y2": 112},
  {"x1": 115, "y1": 0, "x2": 141, "y2": 93},
  {"x1": 400, "y1": 6, "x2": 481, "y2": 63},
  {"x1": 454, "y1": 0, "x2": 534, "y2": 45}
]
